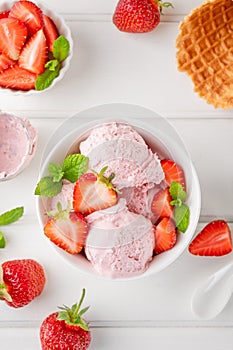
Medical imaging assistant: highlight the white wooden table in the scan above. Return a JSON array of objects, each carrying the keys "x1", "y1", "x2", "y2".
[{"x1": 1, "y1": 0, "x2": 233, "y2": 348}]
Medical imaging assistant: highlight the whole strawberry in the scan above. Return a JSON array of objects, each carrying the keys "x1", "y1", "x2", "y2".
[
  {"x1": 40, "y1": 288, "x2": 91, "y2": 350},
  {"x1": 0, "y1": 259, "x2": 46, "y2": 308},
  {"x1": 113, "y1": 0, "x2": 173, "y2": 33}
]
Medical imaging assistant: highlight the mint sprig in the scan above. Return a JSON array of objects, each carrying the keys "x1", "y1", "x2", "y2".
[
  {"x1": 0, "y1": 207, "x2": 24, "y2": 249},
  {"x1": 35, "y1": 154, "x2": 89, "y2": 197},
  {"x1": 35, "y1": 35, "x2": 70, "y2": 91},
  {"x1": 169, "y1": 181, "x2": 190, "y2": 233}
]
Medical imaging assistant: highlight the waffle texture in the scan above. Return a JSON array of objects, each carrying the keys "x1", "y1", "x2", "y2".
[{"x1": 176, "y1": 0, "x2": 233, "y2": 109}]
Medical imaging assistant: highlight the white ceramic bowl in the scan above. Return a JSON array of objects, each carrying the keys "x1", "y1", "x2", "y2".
[
  {"x1": 0, "y1": 1, "x2": 73, "y2": 95},
  {"x1": 36, "y1": 103, "x2": 201, "y2": 280}
]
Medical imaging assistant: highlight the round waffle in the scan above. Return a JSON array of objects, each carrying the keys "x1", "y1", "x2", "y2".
[{"x1": 176, "y1": 0, "x2": 233, "y2": 109}]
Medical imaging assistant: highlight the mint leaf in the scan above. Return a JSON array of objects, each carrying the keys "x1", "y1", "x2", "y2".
[
  {"x1": 62, "y1": 154, "x2": 89, "y2": 183},
  {"x1": 53, "y1": 36, "x2": 70, "y2": 62},
  {"x1": 0, "y1": 231, "x2": 6, "y2": 248},
  {"x1": 45, "y1": 59, "x2": 59, "y2": 71},
  {"x1": 48, "y1": 162, "x2": 64, "y2": 182},
  {"x1": 35, "y1": 63, "x2": 60, "y2": 91},
  {"x1": 174, "y1": 204, "x2": 190, "y2": 233},
  {"x1": 35, "y1": 176, "x2": 62, "y2": 197},
  {"x1": 0, "y1": 207, "x2": 24, "y2": 226},
  {"x1": 169, "y1": 181, "x2": 187, "y2": 201}
]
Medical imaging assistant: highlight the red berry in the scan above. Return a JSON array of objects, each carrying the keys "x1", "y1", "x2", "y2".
[
  {"x1": 43, "y1": 14, "x2": 59, "y2": 52},
  {"x1": 189, "y1": 220, "x2": 232, "y2": 256},
  {"x1": 154, "y1": 217, "x2": 176, "y2": 254},
  {"x1": 9, "y1": 0, "x2": 44, "y2": 37},
  {"x1": 0, "y1": 53, "x2": 15, "y2": 72},
  {"x1": 44, "y1": 207, "x2": 88, "y2": 255},
  {"x1": 19, "y1": 29, "x2": 48, "y2": 75},
  {"x1": 73, "y1": 168, "x2": 117, "y2": 216},
  {"x1": 161, "y1": 159, "x2": 186, "y2": 189},
  {"x1": 0, "y1": 259, "x2": 46, "y2": 308},
  {"x1": 40, "y1": 289, "x2": 91, "y2": 350},
  {"x1": 151, "y1": 188, "x2": 173, "y2": 220},
  {"x1": 0, "y1": 64, "x2": 36, "y2": 90}
]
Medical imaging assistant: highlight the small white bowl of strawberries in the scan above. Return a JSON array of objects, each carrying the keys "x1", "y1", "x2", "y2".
[
  {"x1": 0, "y1": 0, "x2": 73, "y2": 94},
  {"x1": 35, "y1": 104, "x2": 202, "y2": 280}
]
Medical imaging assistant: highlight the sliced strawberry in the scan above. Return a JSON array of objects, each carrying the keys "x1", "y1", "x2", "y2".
[
  {"x1": 73, "y1": 170, "x2": 117, "y2": 216},
  {"x1": 19, "y1": 29, "x2": 48, "y2": 75},
  {"x1": 43, "y1": 14, "x2": 59, "y2": 52},
  {"x1": 0, "y1": 53, "x2": 15, "y2": 72},
  {"x1": 151, "y1": 188, "x2": 173, "y2": 221},
  {"x1": 9, "y1": 0, "x2": 44, "y2": 37},
  {"x1": 154, "y1": 217, "x2": 177, "y2": 254},
  {"x1": 44, "y1": 211, "x2": 88, "y2": 255},
  {"x1": 189, "y1": 220, "x2": 232, "y2": 256},
  {"x1": 0, "y1": 18, "x2": 27, "y2": 60},
  {"x1": 0, "y1": 64, "x2": 36, "y2": 90},
  {"x1": 0, "y1": 11, "x2": 10, "y2": 19},
  {"x1": 161, "y1": 159, "x2": 186, "y2": 189}
]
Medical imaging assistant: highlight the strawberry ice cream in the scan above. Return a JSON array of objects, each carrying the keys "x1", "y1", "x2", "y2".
[
  {"x1": 85, "y1": 199, "x2": 155, "y2": 278},
  {"x1": 79, "y1": 122, "x2": 164, "y2": 190},
  {"x1": 0, "y1": 113, "x2": 37, "y2": 180}
]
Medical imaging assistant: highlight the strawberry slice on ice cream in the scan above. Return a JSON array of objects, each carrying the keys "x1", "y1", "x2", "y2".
[
  {"x1": 189, "y1": 220, "x2": 232, "y2": 256},
  {"x1": 73, "y1": 167, "x2": 118, "y2": 216},
  {"x1": 151, "y1": 188, "x2": 173, "y2": 220},
  {"x1": 154, "y1": 217, "x2": 176, "y2": 254},
  {"x1": 161, "y1": 159, "x2": 186, "y2": 189},
  {"x1": 44, "y1": 204, "x2": 88, "y2": 255}
]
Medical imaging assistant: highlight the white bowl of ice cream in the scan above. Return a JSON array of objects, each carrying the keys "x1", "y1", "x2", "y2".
[
  {"x1": 36, "y1": 103, "x2": 201, "y2": 280},
  {"x1": 0, "y1": 112, "x2": 37, "y2": 181},
  {"x1": 0, "y1": 1, "x2": 73, "y2": 94}
]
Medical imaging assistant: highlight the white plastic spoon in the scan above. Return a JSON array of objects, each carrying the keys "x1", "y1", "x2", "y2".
[{"x1": 191, "y1": 260, "x2": 233, "y2": 319}]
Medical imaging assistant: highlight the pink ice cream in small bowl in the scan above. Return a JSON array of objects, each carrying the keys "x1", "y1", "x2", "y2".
[
  {"x1": 0, "y1": 112, "x2": 37, "y2": 181},
  {"x1": 36, "y1": 103, "x2": 201, "y2": 280}
]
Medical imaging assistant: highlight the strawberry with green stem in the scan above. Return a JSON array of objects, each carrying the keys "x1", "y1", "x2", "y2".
[
  {"x1": 113, "y1": 0, "x2": 173, "y2": 33},
  {"x1": 40, "y1": 288, "x2": 91, "y2": 350}
]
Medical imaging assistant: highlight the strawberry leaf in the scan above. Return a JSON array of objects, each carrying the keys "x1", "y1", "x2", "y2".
[
  {"x1": 53, "y1": 35, "x2": 70, "y2": 62},
  {"x1": 169, "y1": 181, "x2": 186, "y2": 201},
  {"x1": 0, "y1": 231, "x2": 6, "y2": 248},
  {"x1": 0, "y1": 207, "x2": 24, "y2": 226},
  {"x1": 35, "y1": 176, "x2": 62, "y2": 197},
  {"x1": 48, "y1": 162, "x2": 64, "y2": 182},
  {"x1": 35, "y1": 63, "x2": 60, "y2": 91},
  {"x1": 174, "y1": 204, "x2": 190, "y2": 233},
  {"x1": 62, "y1": 154, "x2": 89, "y2": 183},
  {"x1": 45, "y1": 59, "x2": 59, "y2": 71}
]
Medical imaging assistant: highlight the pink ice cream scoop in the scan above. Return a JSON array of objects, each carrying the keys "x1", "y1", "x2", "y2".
[
  {"x1": 79, "y1": 122, "x2": 164, "y2": 190},
  {"x1": 0, "y1": 113, "x2": 37, "y2": 180},
  {"x1": 85, "y1": 199, "x2": 155, "y2": 279}
]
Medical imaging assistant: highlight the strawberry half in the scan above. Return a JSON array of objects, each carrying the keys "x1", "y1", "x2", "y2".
[
  {"x1": 151, "y1": 188, "x2": 173, "y2": 221},
  {"x1": 0, "y1": 64, "x2": 36, "y2": 90},
  {"x1": 9, "y1": 0, "x2": 44, "y2": 37},
  {"x1": 0, "y1": 53, "x2": 15, "y2": 72},
  {"x1": 43, "y1": 14, "x2": 59, "y2": 52},
  {"x1": 73, "y1": 167, "x2": 118, "y2": 216},
  {"x1": 189, "y1": 220, "x2": 232, "y2": 256},
  {"x1": 44, "y1": 205, "x2": 88, "y2": 255},
  {"x1": 154, "y1": 217, "x2": 176, "y2": 254},
  {"x1": 0, "y1": 259, "x2": 46, "y2": 308},
  {"x1": 0, "y1": 17, "x2": 27, "y2": 60},
  {"x1": 161, "y1": 159, "x2": 186, "y2": 189},
  {"x1": 19, "y1": 29, "x2": 48, "y2": 75}
]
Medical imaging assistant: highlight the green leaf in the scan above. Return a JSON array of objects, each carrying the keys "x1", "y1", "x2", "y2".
[
  {"x1": 35, "y1": 63, "x2": 60, "y2": 91},
  {"x1": 169, "y1": 181, "x2": 187, "y2": 201},
  {"x1": 45, "y1": 59, "x2": 59, "y2": 71},
  {"x1": 174, "y1": 204, "x2": 190, "y2": 233},
  {"x1": 53, "y1": 35, "x2": 70, "y2": 62},
  {"x1": 79, "y1": 306, "x2": 90, "y2": 316},
  {"x1": 57, "y1": 311, "x2": 69, "y2": 321},
  {"x1": 48, "y1": 162, "x2": 64, "y2": 182},
  {"x1": 0, "y1": 207, "x2": 24, "y2": 226},
  {"x1": 62, "y1": 154, "x2": 89, "y2": 183},
  {"x1": 34, "y1": 177, "x2": 62, "y2": 197},
  {"x1": 0, "y1": 231, "x2": 6, "y2": 248}
]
